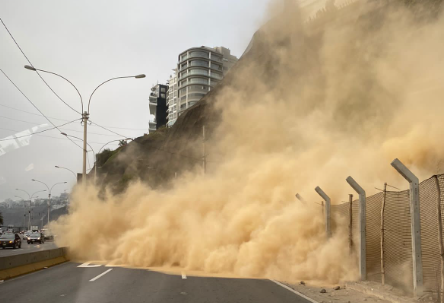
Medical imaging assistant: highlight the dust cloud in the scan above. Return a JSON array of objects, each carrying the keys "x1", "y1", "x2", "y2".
[{"x1": 52, "y1": 0, "x2": 444, "y2": 284}]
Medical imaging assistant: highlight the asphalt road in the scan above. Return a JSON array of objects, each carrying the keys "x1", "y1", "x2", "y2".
[
  {"x1": 0, "y1": 239, "x2": 57, "y2": 257},
  {"x1": 0, "y1": 262, "x2": 313, "y2": 303}
]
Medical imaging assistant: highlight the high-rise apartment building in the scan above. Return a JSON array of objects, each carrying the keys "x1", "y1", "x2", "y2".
[
  {"x1": 149, "y1": 84, "x2": 168, "y2": 132},
  {"x1": 166, "y1": 70, "x2": 178, "y2": 127},
  {"x1": 166, "y1": 46, "x2": 238, "y2": 126}
]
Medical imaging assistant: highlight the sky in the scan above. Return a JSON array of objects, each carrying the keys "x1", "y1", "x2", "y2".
[{"x1": 0, "y1": 0, "x2": 271, "y2": 201}]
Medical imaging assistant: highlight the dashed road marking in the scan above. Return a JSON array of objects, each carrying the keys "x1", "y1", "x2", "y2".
[
  {"x1": 90, "y1": 269, "x2": 113, "y2": 282},
  {"x1": 78, "y1": 262, "x2": 102, "y2": 268}
]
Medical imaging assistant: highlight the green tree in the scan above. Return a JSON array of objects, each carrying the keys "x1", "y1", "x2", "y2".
[{"x1": 0, "y1": 211, "x2": 3, "y2": 226}]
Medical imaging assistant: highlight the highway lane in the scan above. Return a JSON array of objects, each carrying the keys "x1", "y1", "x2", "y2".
[
  {"x1": 0, "y1": 262, "x2": 313, "y2": 303},
  {"x1": 0, "y1": 239, "x2": 57, "y2": 257}
]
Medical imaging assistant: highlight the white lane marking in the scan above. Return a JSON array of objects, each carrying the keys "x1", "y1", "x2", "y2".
[
  {"x1": 181, "y1": 272, "x2": 187, "y2": 279},
  {"x1": 89, "y1": 269, "x2": 113, "y2": 282},
  {"x1": 270, "y1": 280, "x2": 319, "y2": 303},
  {"x1": 78, "y1": 262, "x2": 102, "y2": 268}
]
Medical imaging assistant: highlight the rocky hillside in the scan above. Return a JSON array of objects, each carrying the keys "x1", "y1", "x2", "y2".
[{"x1": 92, "y1": 0, "x2": 443, "y2": 194}]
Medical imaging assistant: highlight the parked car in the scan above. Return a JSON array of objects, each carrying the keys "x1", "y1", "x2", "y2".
[
  {"x1": 41, "y1": 229, "x2": 54, "y2": 241},
  {"x1": 0, "y1": 233, "x2": 22, "y2": 249},
  {"x1": 27, "y1": 232, "x2": 45, "y2": 244}
]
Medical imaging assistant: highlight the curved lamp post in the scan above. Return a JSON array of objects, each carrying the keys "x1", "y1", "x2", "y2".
[
  {"x1": 32, "y1": 179, "x2": 67, "y2": 225},
  {"x1": 24, "y1": 65, "x2": 145, "y2": 185},
  {"x1": 55, "y1": 165, "x2": 77, "y2": 180},
  {"x1": 61, "y1": 133, "x2": 96, "y2": 181}
]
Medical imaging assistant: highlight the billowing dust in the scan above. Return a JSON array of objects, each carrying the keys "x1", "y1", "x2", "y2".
[{"x1": 51, "y1": 0, "x2": 444, "y2": 284}]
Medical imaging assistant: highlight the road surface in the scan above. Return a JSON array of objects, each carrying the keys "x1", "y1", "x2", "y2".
[
  {"x1": 0, "y1": 262, "x2": 313, "y2": 303},
  {"x1": 0, "y1": 239, "x2": 57, "y2": 257}
]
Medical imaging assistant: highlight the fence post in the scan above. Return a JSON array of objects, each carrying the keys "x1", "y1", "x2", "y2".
[
  {"x1": 391, "y1": 158, "x2": 423, "y2": 297},
  {"x1": 346, "y1": 176, "x2": 367, "y2": 281},
  {"x1": 295, "y1": 193, "x2": 306, "y2": 204},
  {"x1": 381, "y1": 183, "x2": 387, "y2": 285},
  {"x1": 349, "y1": 194, "x2": 353, "y2": 253},
  {"x1": 434, "y1": 175, "x2": 444, "y2": 303},
  {"x1": 315, "y1": 186, "x2": 331, "y2": 239}
]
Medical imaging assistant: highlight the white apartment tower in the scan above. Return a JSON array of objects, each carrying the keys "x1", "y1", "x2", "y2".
[{"x1": 167, "y1": 46, "x2": 238, "y2": 127}]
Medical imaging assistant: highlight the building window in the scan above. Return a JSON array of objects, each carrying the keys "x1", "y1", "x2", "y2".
[
  {"x1": 210, "y1": 54, "x2": 223, "y2": 62},
  {"x1": 189, "y1": 51, "x2": 209, "y2": 59},
  {"x1": 211, "y1": 63, "x2": 222, "y2": 71},
  {"x1": 187, "y1": 93, "x2": 206, "y2": 100},
  {"x1": 160, "y1": 93, "x2": 166, "y2": 98},
  {"x1": 210, "y1": 72, "x2": 222, "y2": 79},
  {"x1": 189, "y1": 77, "x2": 209, "y2": 85},
  {"x1": 188, "y1": 68, "x2": 208, "y2": 76},
  {"x1": 190, "y1": 60, "x2": 209, "y2": 68}
]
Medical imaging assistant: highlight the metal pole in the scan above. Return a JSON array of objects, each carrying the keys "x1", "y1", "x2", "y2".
[
  {"x1": 295, "y1": 193, "x2": 306, "y2": 204},
  {"x1": 202, "y1": 125, "x2": 206, "y2": 175},
  {"x1": 346, "y1": 176, "x2": 367, "y2": 280},
  {"x1": 47, "y1": 193, "x2": 51, "y2": 225},
  {"x1": 82, "y1": 111, "x2": 89, "y2": 185},
  {"x1": 391, "y1": 158, "x2": 423, "y2": 297},
  {"x1": 315, "y1": 186, "x2": 331, "y2": 238},
  {"x1": 381, "y1": 183, "x2": 387, "y2": 285},
  {"x1": 349, "y1": 194, "x2": 353, "y2": 253},
  {"x1": 434, "y1": 175, "x2": 444, "y2": 303}
]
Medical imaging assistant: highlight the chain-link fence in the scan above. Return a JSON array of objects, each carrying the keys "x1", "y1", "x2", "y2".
[{"x1": 330, "y1": 174, "x2": 444, "y2": 296}]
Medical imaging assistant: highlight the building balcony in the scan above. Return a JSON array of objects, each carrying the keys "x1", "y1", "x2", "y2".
[{"x1": 149, "y1": 120, "x2": 156, "y2": 132}]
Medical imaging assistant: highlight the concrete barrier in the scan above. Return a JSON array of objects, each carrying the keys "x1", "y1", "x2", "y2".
[{"x1": 0, "y1": 248, "x2": 68, "y2": 280}]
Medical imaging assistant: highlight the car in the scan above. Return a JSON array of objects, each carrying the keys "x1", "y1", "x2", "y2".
[
  {"x1": 41, "y1": 229, "x2": 54, "y2": 241},
  {"x1": 0, "y1": 233, "x2": 22, "y2": 249},
  {"x1": 23, "y1": 232, "x2": 30, "y2": 241},
  {"x1": 27, "y1": 232, "x2": 45, "y2": 244}
]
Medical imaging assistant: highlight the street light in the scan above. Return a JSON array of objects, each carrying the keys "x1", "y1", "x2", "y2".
[
  {"x1": 24, "y1": 65, "x2": 145, "y2": 185},
  {"x1": 32, "y1": 179, "x2": 67, "y2": 225},
  {"x1": 61, "y1": 133, "x2": 97, "y2": 181},
  {"x1": 55, "y1": 165, "x2": 77, "y2": 180}
]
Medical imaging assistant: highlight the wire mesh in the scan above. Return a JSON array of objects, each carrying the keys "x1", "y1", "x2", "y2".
[
  {"x1": 419, "y1": 176, "x2": 441, "y2": 293},
  {"x1": 364, "y1": 192, "x2": 383, "y2": 283},
  {"x1": 327, "y1": 174, "x2": 444, "y2": 296}
]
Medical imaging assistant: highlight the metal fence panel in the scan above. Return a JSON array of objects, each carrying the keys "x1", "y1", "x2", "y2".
[{"x1": 419, "y1": 176, "x2": 441, "y2": 293}]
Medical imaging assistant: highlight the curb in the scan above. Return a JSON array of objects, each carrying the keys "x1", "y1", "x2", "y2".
[{"x1": 0, "y1": 256, "x2": 68, "y2": 280}]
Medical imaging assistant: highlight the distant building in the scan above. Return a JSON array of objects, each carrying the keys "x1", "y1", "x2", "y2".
[
  {"x1": 149, "y1": 84, "x2": 168, "y2": 132},
  {"x1": 166, "y1": 70, "x2": 178, "y2": 127},
  {"x1": 167, "y1": 46, "x2": 238, "y2": 127}
]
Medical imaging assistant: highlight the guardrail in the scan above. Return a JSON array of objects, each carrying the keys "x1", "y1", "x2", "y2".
[{"x1": 0, "y1": 247, "x2": 68, "y2": 280}]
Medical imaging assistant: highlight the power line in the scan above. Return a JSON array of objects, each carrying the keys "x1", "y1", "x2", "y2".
[
  {"x1": 0, "y1": 119, "x2": 80, "y2": 141},
  {"x1": 0, "y1": 115, "x2": 123, "y2": 137},
  {"x1": 0, "y1": 103, "x2": 148, "y2": 131},
  {"x1": 0, "y1": 69, "x2": 83, "y2": 150},
  {"x1": 0, "y1": 17, "x2": 81, "y2": 115},
  {"x1": 89, "y1": 120, "x2": 130, "y2": 139}
]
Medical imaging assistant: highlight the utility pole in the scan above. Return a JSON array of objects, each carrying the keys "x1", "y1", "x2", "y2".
[
  {"x1": 47, "y1": 193, "x2": 51, "y2": 226},
  {"x1": 202, "y1": 125, "x2": 206, "y2": 175},
  {"x1": 82, "y1": 111, "x2": 89, "y2": 185}
]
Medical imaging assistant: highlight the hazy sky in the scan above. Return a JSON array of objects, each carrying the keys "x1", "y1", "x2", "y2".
[{"x1": 0, "y1": 0, "x2": 271, "y2": 201}]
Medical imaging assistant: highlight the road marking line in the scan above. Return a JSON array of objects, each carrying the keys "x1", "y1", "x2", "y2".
[
  {"x1": 78, "y1": 262, "x2": 102, "y2": 268},
  {"x1": 90, "y1": 269, "x2": 113, "y2": 282},
  {"x1": 270, "y1": 280, "x2": 319, "y2": 303},
  {"x1": 181, "y1": 272, "x2": 187, "y2": 279}
]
